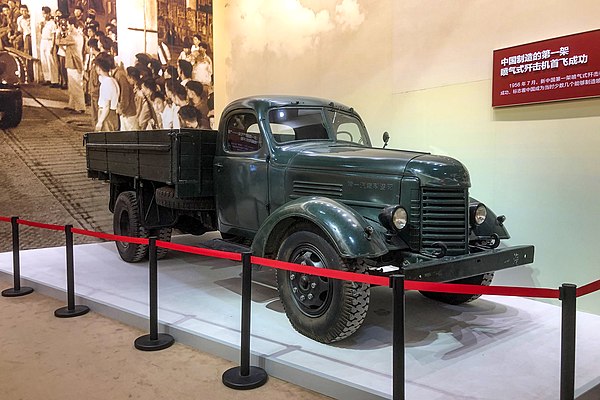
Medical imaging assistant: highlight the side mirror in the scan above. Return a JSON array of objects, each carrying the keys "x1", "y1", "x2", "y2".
[{"x1": 382, "y1": 131, "x2": 390, "y2": 148}]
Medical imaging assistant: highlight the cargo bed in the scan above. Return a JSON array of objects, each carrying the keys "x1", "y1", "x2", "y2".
[{"x1": 85, "y1": 129, "x2": 217, "y2": 198}]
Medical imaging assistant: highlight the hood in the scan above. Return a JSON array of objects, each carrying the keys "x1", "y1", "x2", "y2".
[
  {"x1": 405, "y1": 153, "x2": 470, "y2": 187},
  {"x1": 282, "y1": 144, "x2": 470, "y2": 187},
  {"x1": 282, "y1": 143, "x2": 426, "y2": 176}
]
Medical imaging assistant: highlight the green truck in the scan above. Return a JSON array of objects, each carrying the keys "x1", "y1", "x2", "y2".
[{"x1": 85, "y1": 95, "x2": 534, "y2": 343}]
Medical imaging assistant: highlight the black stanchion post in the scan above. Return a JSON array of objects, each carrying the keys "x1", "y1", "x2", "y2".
[
  {"x1": 55, "y1": 225, "x2": 90, "y2": 317},
  {"x1": 391, "y1": 274, "x2": 406, "y2": 400},
  {"x1": 222, "y1": 251, "x2": 268, "y2": 390},
  {"x1": 559, "y1": 283, "x2": 577, "y2": 400},
  {"x1": 2, "y1": 216, "x2": 34, "y2": 297},
  {"x1": 135, "y1": 237, "x2": 174, "y2": 351}
]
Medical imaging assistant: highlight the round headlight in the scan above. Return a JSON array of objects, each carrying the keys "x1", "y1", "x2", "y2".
[
  {"x1": 474, "y1": 204, "x2": 487, "y2": 225},
  {"x1": 392, "y1": 207, "x2": 408, "y2": 230}
]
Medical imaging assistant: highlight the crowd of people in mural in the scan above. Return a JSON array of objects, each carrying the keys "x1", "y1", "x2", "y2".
[{"x1": 0, "y1": 1, "x2": 214, "y2": 131}]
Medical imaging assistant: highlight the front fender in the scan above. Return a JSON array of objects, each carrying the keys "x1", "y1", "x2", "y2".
[{"x1": 251, "y1": 196, "x2": 388, "y2": 259}]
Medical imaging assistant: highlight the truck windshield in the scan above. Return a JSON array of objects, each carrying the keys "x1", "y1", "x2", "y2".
[{"x1": 268, "y1": 107, "x2": 370, "y2": 146}]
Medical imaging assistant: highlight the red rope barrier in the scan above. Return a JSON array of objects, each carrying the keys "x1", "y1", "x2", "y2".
[
  {"x1": 577, "y1": 279, "x2": 600, "y2": 297},
  {"x1": 157, "y1": 240, "x2": 242, "y2": 262},
  {"x1": 252, "y1": 255, "x2": 390, "y2": 286},
  {"x1": 252, "y1": 255, "x2": 560, "y2": 297},
  {"x1": 406, "y1": 280, "x2": 560, "y2": 299},
  {"x1": 71, "y1": 228, "x2": 149, "y2": 245},
  {"x1": 17, "y1": 218, "x2": 65, "y2": 232},
  {"x1": 3, "y1": 215, "x2": 599, "y2": 299}
]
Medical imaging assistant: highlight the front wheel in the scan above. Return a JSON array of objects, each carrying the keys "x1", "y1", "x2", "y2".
[
  {"x1": 420, "y1": 272, "x2": 494, "y2": 305},
  {"x1": 113, "y1": 191, "x2": 148, "y2": 262},
  {"x1": 276, "y1": 227, "x2": 369, "y2": 343}
]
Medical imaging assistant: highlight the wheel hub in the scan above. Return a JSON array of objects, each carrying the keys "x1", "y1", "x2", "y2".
[
  {"x1": 288, "y1": 248, "x2": 332, "y2": 317},
  {"x1": 299, "y1": 275, "x2": 310, "y2": 291}
]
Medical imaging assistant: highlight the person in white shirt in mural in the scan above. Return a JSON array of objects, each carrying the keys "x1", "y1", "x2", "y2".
[
  {"x1": 178, "y1": 36, "x2": 194, "y2": 64},
  {"x1": 191, "y1": 43, "x2": 212, "y2": 86},
  {"x1": 94, "y1": 53, "x2": 120, "y2": 131},
  {"x1": 162, "y1": 80, "x2": 180, "y2": 130},
  {"x1": 54, "y1": 13, "x2": 69, "y2": 89},
  {"x1": 15, "y1": 4, "x2": 31, "y2": 54},
  {"x1": 164, "y1": 79, "x2": 186, "y2": 129},
  {"x1": 57, "y1": 17, "x2": 86, "y2": 113},
  {"x1": 150, "y1": 91, "x2": 168, "y2": 129},
  {"x1": 39, "y1": 6, "x2": 59, "y2": 86}
]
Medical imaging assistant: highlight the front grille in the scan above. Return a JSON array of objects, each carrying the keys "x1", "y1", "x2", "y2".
[{"x1": 420, "y1": 188, "x2": 468, "y2": 256}]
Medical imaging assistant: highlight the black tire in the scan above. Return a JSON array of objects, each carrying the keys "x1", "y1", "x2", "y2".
[
  {"x1": 0, "y1": 89, "x2": 23, "y2": 129},
  {"x1": 420, "y1": 272, "x2": 494, "y2": 305},
  {"x1": 276, "y1": 227, "x2": 369, "y2": 343},
  {"x1": 155, "y1": 186, "x2": 213, "y2": 210},
  {"x1": 152, "y1": 227, "x2": 172, "y2": 260},
  {"x1": 113, "y1": 191, "x2": 148, "y2": 262}
]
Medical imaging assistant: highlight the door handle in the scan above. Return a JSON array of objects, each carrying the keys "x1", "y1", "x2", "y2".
[{"x1": 214, "y1": 162, "x2": 224, "y2": 172}]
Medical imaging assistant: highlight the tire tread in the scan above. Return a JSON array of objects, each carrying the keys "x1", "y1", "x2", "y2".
[{"x1": 114, "y1": 191, "x2": 148, "y2": 262}]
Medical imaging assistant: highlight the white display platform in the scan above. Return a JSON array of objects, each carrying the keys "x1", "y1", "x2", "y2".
[{"x1": 1, "y1": 234, "x2": 599, "y2": 399}]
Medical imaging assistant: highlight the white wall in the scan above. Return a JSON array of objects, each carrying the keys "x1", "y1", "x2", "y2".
[
  {"x1": 214, "y1": 0, "x2": 600, "y2": 314},
  {"x1": 213, "y1": 0, "x2": 393, "y2": 129}
]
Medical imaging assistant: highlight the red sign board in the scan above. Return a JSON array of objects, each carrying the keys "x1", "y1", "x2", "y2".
[{"x1": 492, "y1": 30, "x2": 600, "y2": 107}]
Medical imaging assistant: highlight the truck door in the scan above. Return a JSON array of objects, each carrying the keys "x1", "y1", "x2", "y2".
[{"x1": 214, "y1": 111, "x2": 270, "y2": 235}]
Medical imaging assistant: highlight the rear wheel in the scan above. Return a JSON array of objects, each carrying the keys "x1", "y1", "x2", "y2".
[
  {"x1": 152, "y1": 227, "x2": 172, "y2": 260},
  {"x1": 113, "y1": 191, "x2": 148, "y2": 262},
  {"x1": 420, "y1": 272, "x2": 494, "y2": 305},
  {"x1": 276, "y1": 226, "x2": 369, "y2": 343}
]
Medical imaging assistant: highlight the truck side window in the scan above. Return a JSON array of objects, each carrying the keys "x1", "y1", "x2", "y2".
[{"x1": 225, "y1": 113, "x2": 261, "y2": 153}]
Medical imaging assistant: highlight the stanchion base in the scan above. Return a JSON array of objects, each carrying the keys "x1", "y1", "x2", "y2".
[
  {"x1": 54, "y1": 305, "x2": 90, "y2": 318},
  {"x1": 2, "y1": 286, "x2": 34, "y2": 297},
  {"x1": 222, "y1": 366, "x2": 268, "y2": 390},
  {"x1": 134, "y1": 333, "x2": 175, "y2": 351}
]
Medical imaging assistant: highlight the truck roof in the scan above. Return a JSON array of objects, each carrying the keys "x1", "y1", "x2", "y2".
[{"x1": 222, "y1": 95, "x2": 356, "y2": 116}]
